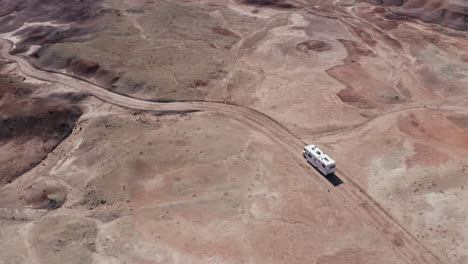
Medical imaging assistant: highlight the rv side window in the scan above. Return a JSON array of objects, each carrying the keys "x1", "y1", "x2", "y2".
[
  {"x1": 307, "y1": 153, "x2": 312, "y2": 158},
  {"x1": 322, "y1": 164, "x2": 325, "y2": 168},
  {"x1": 330, "y1": 165, "x2": 335, "y2": 169}
]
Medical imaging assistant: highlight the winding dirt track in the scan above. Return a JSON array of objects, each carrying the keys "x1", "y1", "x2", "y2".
[{"x1": 0, "y1": 39, "x2": 441, "y2": 264}]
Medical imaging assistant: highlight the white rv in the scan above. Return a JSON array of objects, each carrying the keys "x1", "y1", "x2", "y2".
[{"x1": 303, "y1": 144, "x2": 336, "y2": 176}]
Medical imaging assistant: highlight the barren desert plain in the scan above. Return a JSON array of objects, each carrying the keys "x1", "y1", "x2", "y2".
[{"x1": 0, "y1": 0, "x2": 467, "y2": 263}]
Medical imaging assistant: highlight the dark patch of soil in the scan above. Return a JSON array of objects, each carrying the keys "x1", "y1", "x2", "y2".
[
  {"x1": 49, "y1": 92, "x2": 90, "y2": 103},
  {"x1": 296, "y1": 40, "x2": 332, "y2": 53},
  {"x1": 336, "y1": 86, "x2": 374, "y2": 109},
  {"x1": 363, "y1": 0, "x2": 404, "y2": 6},
  {"x1": 211, "y1": 27, "x2": 240, "y2": 38},
  {"x1": 384, "y1": 12, "x2": 410, "y2": 20},
  {"x1": 21, "y1": 180, "x2": 68, "y2": 210},
  {"x1": 195, "y1": 80, "x2": 210, "y2": 87},
  {"x1": 70, "y1": 59, "x2": 100, "y2": 78},
  {"x1": 0, "y1": 74, "x2": 83, "y2": 185},
  {"x1": 95, "y1": 69, "x2": 120, "y2": 88},
  {"x1": 240, "y1": 0, "x2": 296, "y2": 9}
]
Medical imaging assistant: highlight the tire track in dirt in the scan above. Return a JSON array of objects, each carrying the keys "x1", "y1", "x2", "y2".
[{"x1": 0, "y1": 38, "x2": 441, "y2": 264}]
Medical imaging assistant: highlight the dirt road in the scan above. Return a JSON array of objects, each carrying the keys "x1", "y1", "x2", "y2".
[{"x1": 0, "y1": 38, "x2": 441, "y2": 264}]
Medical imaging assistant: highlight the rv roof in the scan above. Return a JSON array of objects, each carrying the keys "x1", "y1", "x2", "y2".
[{"x1": 304, "y1": 144, "x2": 336, "y2": 165}]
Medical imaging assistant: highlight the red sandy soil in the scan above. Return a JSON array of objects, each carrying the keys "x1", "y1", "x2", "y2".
[{"x1": 0, "y1": 0, "x2": 467, "y2": 263}]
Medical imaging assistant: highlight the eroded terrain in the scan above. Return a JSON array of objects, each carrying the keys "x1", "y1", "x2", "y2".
[{"x1": 0, "y1": 0, "x2": 467, "y2": 263}]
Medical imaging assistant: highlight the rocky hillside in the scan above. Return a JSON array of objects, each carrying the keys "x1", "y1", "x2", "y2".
[{"x1": 364, "y1": 0, "x2": 468, "y2": 31}]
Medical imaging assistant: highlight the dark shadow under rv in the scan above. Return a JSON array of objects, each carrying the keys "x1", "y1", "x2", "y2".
[
  {"x1": 324, "y1": 173, "x2": 344, "y2": 187},
  {"x1": 309, "y1": 164, "x2": 344, "y2": 187}
]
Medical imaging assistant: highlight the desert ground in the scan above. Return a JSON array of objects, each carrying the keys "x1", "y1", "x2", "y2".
[{"x1": 0, "y1": 0, "x2": 467, "y2": 263}]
